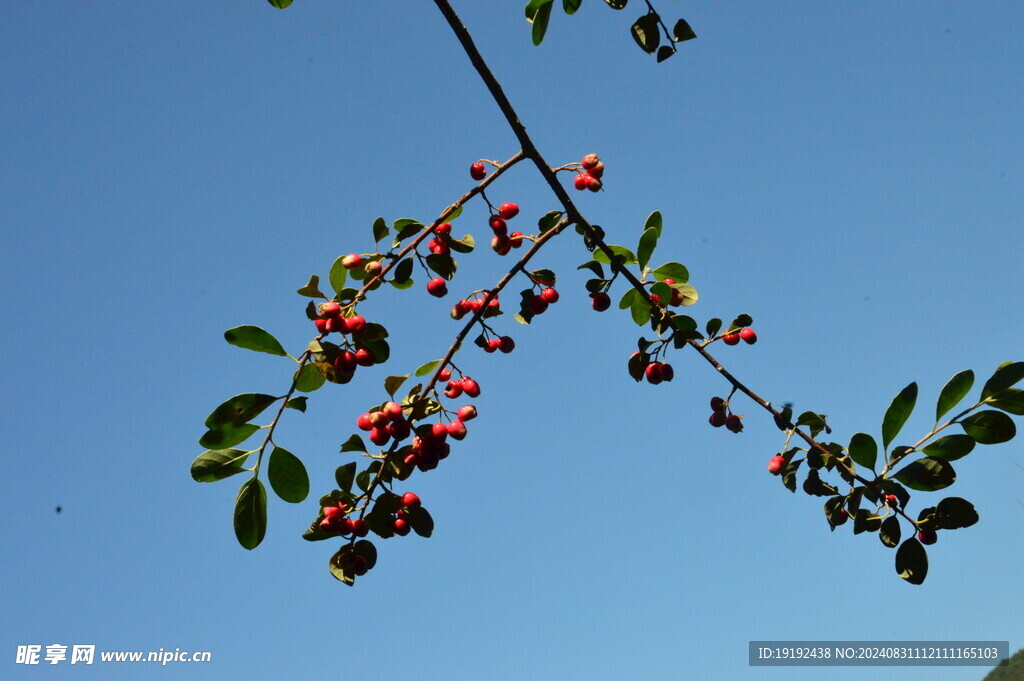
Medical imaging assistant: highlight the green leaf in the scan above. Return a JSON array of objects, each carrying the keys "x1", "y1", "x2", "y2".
[
  {"x1": 352, "y1": 539, "x2": 378, "y2": 569},
  {"x1": 630, "y1": 13, "x2": 660, "y2": 53},
  {"x1": 372, "y1": 216, "x2": 389, "y2": 244},
  {"x1": 190, "y1": 449, "x2": 251, "y2": 482},
  {"x1": 392, "y1": 218, "x2": 425, "y2": 245},
  {"x1": 267, "y1": 0, "x2": 292, "y2": 8},
  {"x1": 853, "y1": 509, "x2": 882, "y2": 535},
  {"x1": 604, "y1": 0, "x2": 626, "y2": 8},
  {"x1": 426, "y1": 253, "x2": 456, "y2": 280},
  {"x1": 447, "y1": 233, "x2": 475, "y2": 254},
  {"x1": 934, "y1": 497, "x2": 979, "y2": 530},
  {"x1": 415, "y1": 360, "x2": 441, "y2": 377},
  {"x1": 384, "y1": 374, "x2": 410, "y2": 397},
  {"x1": 294, "y1": 363, "x2": 325, "y2": 393},
  {"x1": 670, "y1": 282, "x2": 699, "y2": 306},
  {"x1": 296, "y1": 274, "x2": 327, "y2": 299},
  {"x1": 335, "y1": 462, "x2": 357, "y2": 493},
  {"x1": 577, "y1": 260, "x2": 605, "y2": 279},
  {"x1": 922, "y1": 434, "x2": 975, "y2": 461},
  {"x1": 649, "y1": 281, "x2": 672, "y2": 307},
  {"x1": 593, "y1": 244, "x2": 638, "y2": 266},
  {"x1": 893, "y1": 457, "x2": 956, "y2": 492},
  {"x1": 285, "y1": 396, "x2": 307, "y2": 412},
  {"x1": 538, "y1": 210, "x2": 564, "y2": 233},
  {"x1": 328, "y1": 550, "x2": 355, "y2": 586},
  {"x1": 618, "y1": 288, "x2": 639, "y2": 310},
  {"x1": 802, "y1": 469, "x2": 838, "y2": 497},
  {"x1": 990, "y1": 388, "x2": 1024, "y2": 415},
  {"x1": 960, "y1": 410, "x2": 1016, "y2": 444},
  {"x1": 233, "y1": 478, "x2": 267, "y2": 550},
  {"x1": 224, "y1": 326, "x2": 288, "y2": 357},
  {"x1": 651, "y1": 262, "x2": 688, "y2": 284},
  {"x1": 673, "y1": 18, "x2": 696, "y2": 42},
  {"x1": 628, "y1": 351, "x2": 649, "y2": 382},
  {"x1": 643, "y1": 210, "x2": 663, "y2": 237},
  {"x1": 529, "y1": 0, "x2": 554, "y2": 45},
  {"x1": 562, "y1": 0, "x2": 582, "y2": 14},
  {"x1": 199, "y1": 423, "x2": 260, "y2": 450},
  {"x1": 328, "y1": 256, "x2": 348, "y2": 295},
  {"x1": 895, "y1": 538, "x2": 928, "y2": 585},
  {"x1": 393, "y1": 258, "x2": 414, "y2": 285},
  {"x1": 530, "y1": 269, "x2": 556, "y2": 286},
  {"x1": 657, "y1": 45, "x2": 675, "y2": 63},
  {"x1": 705, "y1": 318, "x2": 722, "y2": 338},
  {"x1": 205, "y1": 393, "x2": 278, "y2": 429},
  {"x1": 267, "y1": 446, "x2": 308, "y2": 503},
  {"x1": 935, "y1": 369, "x2": 974, "y2": 421},
  {"x1": 848, "y1": 432, "x2": 878, "y2": 470},
  {"x1": 407, "y1": 506, "x2": 434, "y2": 538},
  {"x1": 981, "y1": 362, "x2": 1024, "y2": 400},
  {"x1": 880, "y1": 515, "x2": 901, "y2": 548},
  {"x1": 726, "y1": 313, "x2": 752, "y2": 333},
  {"x1": 637, "y1": 227, "x2": 659, "y2": 270},
  {"x1": 882, "y1": 382, "x2": 918, "y2": 451},
  {"x1": 629, "y1": 292, "x2": 650, "y2": 326},
  {"x1": 340, "y1": 434, "x2": 367, "y2": 454}
]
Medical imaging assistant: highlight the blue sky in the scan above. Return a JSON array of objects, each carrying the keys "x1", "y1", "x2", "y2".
[{"x1": 1, "y1": 2, "x2": 1022, "y2": 679}]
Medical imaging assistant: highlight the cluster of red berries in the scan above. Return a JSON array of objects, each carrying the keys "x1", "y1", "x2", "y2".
[
  {"x1": 709, "y1": 396, "x2": 743, "y2": 432},
  {"x1": 490, "y1": 203, "x2": 524, "y2": 256},
  {"x1": 427, "y1": 221, "x2": 453, "y2": 257},
  {"x1": 443, "y1": 371, "x2": 482, "y2": 399},
  {"x1": 482, "y1": 335, "x2": 515, "y2": 354},
  {"x1": 529, "y1": 286, "x2": 559, "y2": 315},
  {"x1": 721, "y1": 327, "x2": 757, "y2": 346},
  {"x1": 405, "y1": 406, "x2": 477, "y2": 472},
  {"x1": 390, "y1": 492, "x2": 422, "y2": 536},
  {"x1": 642, "y1": 357, "x2": 675, "y2": 384},
  {"x1": 451, "y1": 293, "x2": 500, "y2": 319},
  {"x1": 312, "y1": 303, "x2": 380, "y2": 378},
  {"x1": 320, "y1": 503, "x2": 369, "y2": 540},
  {"x1": 573, "y1": 153, "x2": 604, "y2": 192},
  {"x1": 356, "y1": 400, "x2": 412, "y2": 447}
]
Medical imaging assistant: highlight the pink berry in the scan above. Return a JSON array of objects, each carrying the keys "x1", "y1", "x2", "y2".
[
  {"x1": 427, "y1": 277, "x2": 448, "y2": 298},
  {"x1": 356, "y1": 413, "x2": 373, "y2": 432},
  {"x1": 342, "y1": 254, "x2": 362, "y2": 269},
  {"x1": 768, "y1": 455, "x2": 786, "y2": 475},
  {"x1": 574, "y1": 174, "x2": 588, "y2": 191},
  {"x1": 498, "y1": 202, "x2": 519, "y2": 220},
  {"x1": 581, "y1": 153, "x2": 600, "y2": 170},
  {"x1": 447, "y1": 420, "x2": 467, "y2": 440},
  {"x1": 457, "y1": 405, "x2": 477, "y2": 421},
  {"x1": 740, "y1": 327, "x2": 757, "y2": 344}
]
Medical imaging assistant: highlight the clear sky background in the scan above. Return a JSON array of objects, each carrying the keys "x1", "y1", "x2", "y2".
[{"x1": 2, "y1": 2, "x2": 1022, "y2": 680}]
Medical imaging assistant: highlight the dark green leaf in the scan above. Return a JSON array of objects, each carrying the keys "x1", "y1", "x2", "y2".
[
  {"x1": 224, "y1": 326, "x2": 288, "y2": 357},
  {"x1": 577, "y1": 260, "x2": 605, "y2": 278},
  {"x1": 880, "y1": 516, "x2": 901, "y2": 548},
  {"x1": 415, "y1": 360, "x2": 441, "y2": 377},
  {"x1": 199, "y1": 423, "x2": 260, "y2": 450},
  {"x1": 341, "y1": 434, "x2": 367, "y2": 453},
  {"x1": 268, "y1": 0, "x2": 292, "y2": 8},
  {"x1": 657, "y1": 46, "x2": 675, "y2": 63},
  {"x1": 335, "y1": 462, "x2": 357, "y2": 493},
  {"x1": 643, "y1": 210, "x2": 663, "y2": 237},
  {"x1": 960, "y1": 410, "x2": 1016, "y2": 444},
  {"x1": 447, "y1": 233, "x2": 475, "y2": 254},
  {"x1": 629, "y1": 292, "x2": 651, "y2": 326},
  {"x1": 991, "y1": 388, "x2": 1024, "y2": 415},
  {"x1": 637, "y1": 227, "x2": 659, "y2": 270},
  {"x1": 630, "y1": 12, "x2": 660, "y2": 53},
  {"x1": 393, "y1": 258, "x2": 413, "y2": 285},
  {"x1": 895, "y1": 538, "x2": 928, "y2": 585},
  {"x1": 530, "y1": 269, "x2": 556, "y2": 286},
  {"x1": 853, "y1": 509, "x2": 882, "y2": 534},
  {"x1": 935, "y1": 369, "x2": 974, "y2": 421},
  {"x1": 922, "y1": 434, "x2": 975, "y2": 461},
  {"x1": 882, "y1": 382, "x2": 918, "y2": 451},
  {"x1": 205, "y1": 393, "x2": 278, "y2": 429},
  {"x1": 593, "y1": 244, "x2": 638, "y2": 265},
  {"x1": 328, "y1": 550, "x2": 355, "y2": 586},
  {"x1": 848, "y1": 432, "x2": 878, "y2": 470},
  {"x1": 604, "y1": 0, "x2": 626, "y2": 8},
  {"x1": 528, "y1": 0, "x2": 554, "y2": 45},
  {"x1": 894, "y1": 457, "x2": 956, "y2": 491},
  {"x1": 190, "y1": 449, "x2": 251, "y2": 482},
  {"x1": 426, "y1": 253, "x2": 456, "y2": 280},
  {"x1": 372, "y1": 216, "x2": 389, "y2": 243},
  {"x1": 726, "y1": 313, "x2": 752, "y2": 333},
  {"x1": 328, "y1": 256, "x2": 348, "y2": 295},
  {"x1": 294, "y1": 363, "x2": 325, "y2": 393},
  {"x1": 562, "y1": 0, "x2": 582, "y2": 14},
  {"x1": 353, "y1": 539, "x2": 378, "y2": 569},
  {"x1": 982, "y1": 362, "x2": 1024, "y2": 400},
  {"x1": 651, "y1": 261, "x2": 688, "y2": 283},
  {"x1": 672, "y1": 18, "x2": 696, "y2": 42},
  {"x1": 628, "y1": 351, "x2": 649, "y2": 382},
  {"x1": 296, "y1": 274, "x2": 327, "y2": 299},
  {"x1": 233, "y1": 477, "x2": 267, "y2": 550},
  {"x1": 268, "y1": 446, "x2": 309, "y2": 503},
  {"x1": 802, "y1": 469, "x2": 838, "y2": 497},
  {"x1": 649, "y1": 281, "x2": 672, "y2": 307},
  {"x1": 934, "y1": 497, "x2": 979, "y2": 530},
  {"x1": 538, "y1": 210, "x2": 564, "y2": 233},
  {"x1": 782, "y1": 457, "x2": 802, "y2": 492},
  {"x1": 384, "y1": 374, "x2": 409, "y2": 397},
  {"x1": 392, "y1": 218, "x2": 425, "y2": 245},
  {"x1": 285, "y1": 396, "x2": 307, "y2": 412},
  {"x1": 619, "y1": 288, "x2": 639, "y2": 310},
  {"x1": 407, "y1": 506, "x2": 434, "y2": 538},
  {"x1": 705, "y1": 318, "x2": 722, "y2": 338}
]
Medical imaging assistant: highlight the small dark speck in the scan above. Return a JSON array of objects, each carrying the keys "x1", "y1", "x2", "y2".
[{"x1": 55, "y1": 506, "x2": 62, "y2": 514}]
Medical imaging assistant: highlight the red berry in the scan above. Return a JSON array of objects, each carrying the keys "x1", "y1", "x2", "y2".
[
  {"x1": 457, "y1": 405, "x2": 477, "y2": 421},
  {"x1": 350, "y1": 518, "x2": 368, "y2": 537},
  {"x1": 342, "y1": 254, "x2": 362, "y2": 269},
  {"x1": 325, "y1": 316, "x2": 347, "y2": 334},
  {"x1": 722, "y1": 333, "x2": 741, "y2": 346},
  {"x1": 740, "y1": 327, "x2": 757, "y2": 344},
  {"x1": 320, "y1": 302, "x2": 342, "y2": 317},
  {"x1": 383, "y1": 401, "x2": 403, "y2": 421},
  {"x1": 402, "y1": 492, "x2": 422, "y2": 508},
  {"x1": 461, "y1": 377, "x2": 481, "y2": 397},
  {"x1": 314, "y1": 318, "x2": 329, "y2": 334},
  {"x1": 447, "y1": 419, "x2": 467, "y2": 440},
  {"x1": 884, "y1": 494, "x2": 899, "y2": 507},
  {"x1": 726, "y1": 414, "x2": 743, "y2": 433},
  {"x1": 498, "y1": 202, "x2": 519, "y2": 220},
  {"x1": 356, "y1": 413, "x2": 373, "y2": 432},
  {"x1": 650, "y1": 293, "x2": 662, "y2": 305},
  {"x1": 430, "y1": 423, "x2": 449, "y2": 442},
  {"x1": 491, "y1": 235, "x2": 511, "y2": 254},
  {"x1": 444, "y1": 380, "x2": 464, "y2": 398},
  {"x1": 710, "y1": 396, "x2": 726, "y2": 412},
  {"x1": 388, "y1": 419, "x2": 411, "y2": 441},
  {"x1": 439, "y1": 367, "x2": 452, "y2": 381},
  {"x1": 347, "y1": 315, "x2": 366, "y2": 335},
  {"x1": 499, "y1": 336, "x2": 515, "y2": 353},
  {"x1": 434, "y1": 222, "x2": 452, "y2": 236},
  {"x1": 581, "y1": 153, "x2": 600, "y2": 170},
  {"x1": 836, "y1": 509, "x2": 849, "y2": 524},
  {"x1": 451, "y1": 301, "x2": 469, "y2": 319},
  {"x1": 574, "y1": 174, "x2": 588, "y2": 191},
  {"x1": 540, "y1": 287, "x2": 559, "y2": 304},
  {"x1": 530, "y1": 296, "x2": 549, "y2": 315},
  {"x1": 591, "y1": 292, "x2": 611, "y2": 311},
  {"x1": 585, "y1": 175, "x2": 602, "y2": 192},
  {"x1": 341, "y1": 350, "x2": 357, "y2": 367},
  {"x1": 484, "y1": 338, "x2": 500, "y2": 353},
  {"x1": 917, "y1": 529, "x2": 938, "y2": 545},
  {"x1": 509, "y1": 231, "x2": 524, "y2": 248},
  {"x1": 709, "y1": 411, "x2": 726, "y2": 428},
  {"x1": 586, "y1": 161, "x2": 605, "y2": 179},
  {"x1": 488, "y1": 215, "x2": 507, "y2": 235},
  {"x1": 470, "y1": 162, "x2": 486, "y2": 180},
  {"x1": 768, "y1": 455, "x2": 786, "y2": 475},
  {"x1": 392, "y1": 518, "x2": 410, "y2": 536},
  {"x1": 351, "y1": 555, "x2": 368, "y2": 575},
  {"x1": 660, "y1": 363, "x2": 675, "y2": 382},
  {"x1": 322, "y1": 505, "x2": 344, "y2": 519},
  {"x1": 427, "y1": 277, "x2": 448, "y2": 298},
  {"x1": 354, "y1": 347, "x2": 374, "y2": 366},
  {"x1": 369, "y1": 427, "x2": 390, "y2": 446},
  {"x1": 645, "y1": 362, "x2": 663, "y2": 384},
  {"x1": 364, "y1": 260, "x2": 383, "y2": 278},
  {"x1": 369, "y1": 411, "x2": 389, "y2": 428}
]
